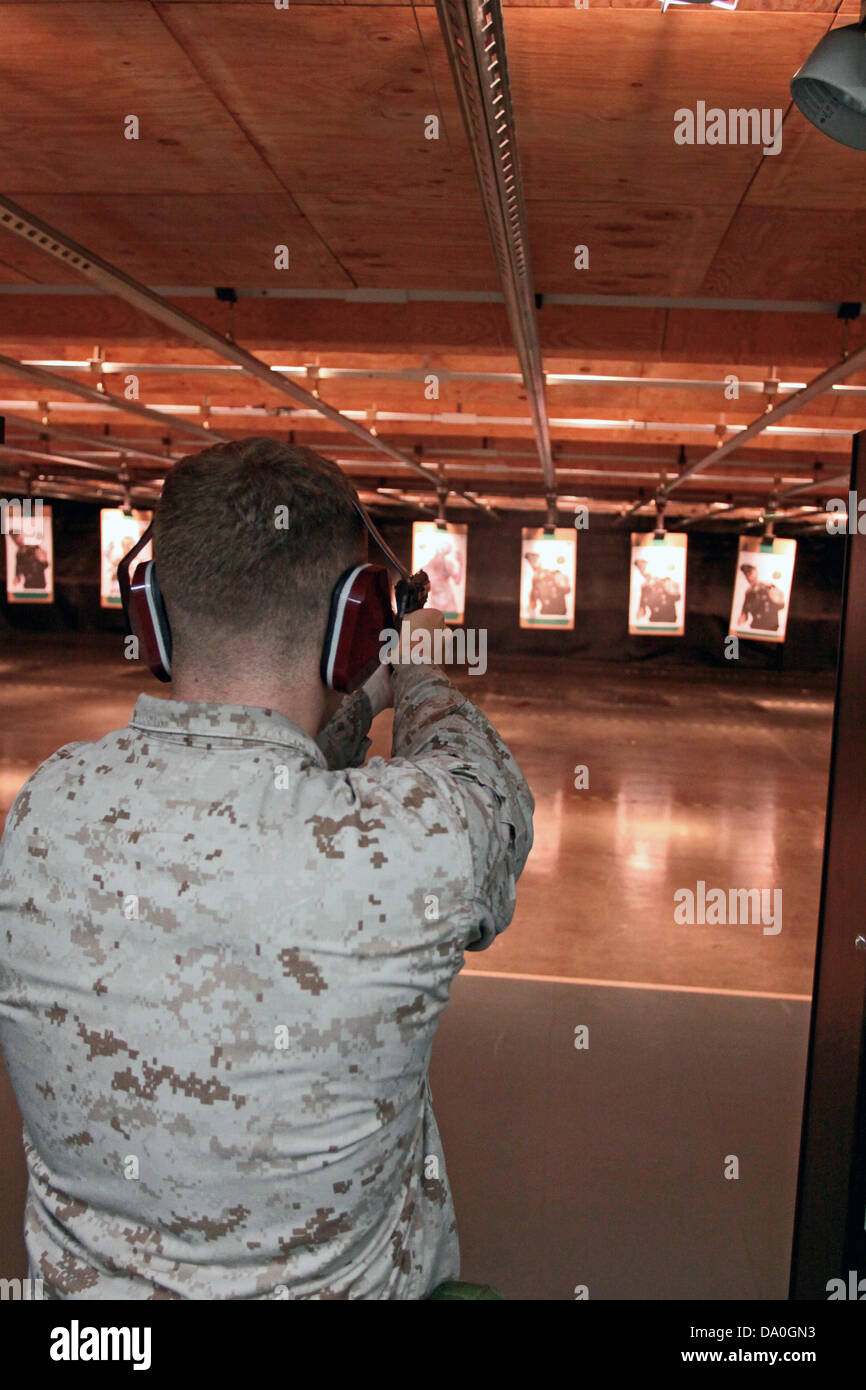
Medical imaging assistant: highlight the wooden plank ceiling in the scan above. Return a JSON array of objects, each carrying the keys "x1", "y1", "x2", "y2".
[{"x1": 0, "y1": 0, "x2": 864, "y2": 518}]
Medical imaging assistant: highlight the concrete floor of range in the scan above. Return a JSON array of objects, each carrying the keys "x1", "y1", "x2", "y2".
[{"x1": 0, "y1": 634, "x2": 834, "y2": 1297}]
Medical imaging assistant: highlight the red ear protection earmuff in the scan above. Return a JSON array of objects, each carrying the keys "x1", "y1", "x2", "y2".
[
  {"x1": 118, "y1": 526, "x2": 172, "y2": 683},
  {"x1": 127, "y1": 558, "x2": 172, "y2": 682},
  {"x1": 117, "y1": 499, "x2": 430, "y2": 693},
  {"x1": 321, "y1": 564, "x2": 395, "y2": 694}
]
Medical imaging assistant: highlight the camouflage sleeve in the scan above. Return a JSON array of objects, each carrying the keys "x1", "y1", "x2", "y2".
[
  {"x1": 315, "y1": 688, "x2": 374, "y2": 770},
  {"x1": 389, "y1": 664, "x2": 534, "y2": 951}
]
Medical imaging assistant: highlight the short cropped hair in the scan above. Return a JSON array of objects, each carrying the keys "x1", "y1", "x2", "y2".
[{"x1": 154, "y1": 438, "x2": 366, "y2": 663}]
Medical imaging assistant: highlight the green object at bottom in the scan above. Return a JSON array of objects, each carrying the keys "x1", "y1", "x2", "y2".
[{"x1": 427, "y1": 1280, "x2": 505, "y2": 1301}]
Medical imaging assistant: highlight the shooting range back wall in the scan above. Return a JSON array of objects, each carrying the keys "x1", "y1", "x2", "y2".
[{"x1": 0, "y1": 501, "x2": 844, "y2": 671}]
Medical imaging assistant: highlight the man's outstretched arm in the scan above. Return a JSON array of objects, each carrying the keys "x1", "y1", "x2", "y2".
[{"x1": 388, "y1": 630, "x2": 534, "y2": 951}]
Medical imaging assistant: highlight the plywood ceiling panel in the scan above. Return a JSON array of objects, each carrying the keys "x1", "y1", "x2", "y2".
[
  {"x1": 0, "y1": 255, "x2": 42, "y2": 285},
  {"x1": 505, "y1": 10, "x2": 830, "y2": 205},
  {"x1": 157, "y1": 4, "x2": 481, "y2": 197},
  {"x1": 659, "y1": 308, "x2": 861, "y2": 368},
  {"x1": 746, "y1": 115, "x2": 866, "y2": 213},
  {"x1": 525, "y1": 200, "x2": 735, "y2": 294},
  {"x1": 701, "y1": 207, "x2": 866, "y2": 300},
  {"x1": 288, "y1": 193, "x2": 498, "y2": 288},
  {"x1": 150, "y1": 3, "x2": 499, "y2": 289},
  {"x1": 0, "y1": 2, "x2": 283, "y2": 196},
  {"x1": 0, "y1": 194, "x2": 352, "y2": 287}
]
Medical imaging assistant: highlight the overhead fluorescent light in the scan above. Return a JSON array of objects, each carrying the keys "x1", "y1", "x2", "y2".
[{"x1": 660, "y1": 0, "x2": 738, "y2": 11}]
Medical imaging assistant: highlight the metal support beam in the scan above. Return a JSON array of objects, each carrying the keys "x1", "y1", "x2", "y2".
[
  {"x1": 14, "y1": 391, "x2": 849, "y2": 445},
  {"x1": 0, "y1": 283, "x2": 849, "y2": 315},
  {"x1": 680, "y1": 470, "x2": 852, "y2": 527},
  {"x1": 0, "y1": 195, "x2": 490, "y2": 513},
  {"x1": 619, "y1": 343, "x2": 866, "y2": 514},
  {"x1": 436, "y1": 0, "x2": 555, "y2": 491},
  {"x1": 0, "y1": 476, "x2": 158, "y2": 506},
  {"x1": 0, "y1": 354, "x2": 220, "y2": 444},
  {"x1": 28, "y1": 360, "x2": 866, "y2": 398},
  {"x1": 778, "y1": 470, "x2": 852, "y2": 502},
  {"x1": 2, "y1": 414, "x2": 174, "y2": 465},
  {"x1": 0, "y1": 442, "x2": 123, "y2": 476}
]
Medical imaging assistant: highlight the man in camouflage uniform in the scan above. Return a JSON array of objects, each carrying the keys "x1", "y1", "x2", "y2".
[{"x1": 0, "y1": 439, "x2": 534, "y2": 1300}]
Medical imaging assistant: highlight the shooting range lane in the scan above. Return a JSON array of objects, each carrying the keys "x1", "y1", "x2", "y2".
[
  {"x1": 0, "y1": 636, "x2": 829, "y2": 1296},
  {"x1": 0, "y1": 639, "x2": 832, "y2": 998},
  {"x1": 370, "y1": 656, "x2": 832, "y2": 996},
  {"x1": 430, "y1": 974, "x2": 810, "y2": 1300}
]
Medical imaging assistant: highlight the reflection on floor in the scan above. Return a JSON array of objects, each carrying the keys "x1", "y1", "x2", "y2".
[
  {"x1": 368, "y1": 652, "x2": 832, "y2": 996},
  {"x1": 0, "y1": 634, "x2": 834, "y2": 1294}
]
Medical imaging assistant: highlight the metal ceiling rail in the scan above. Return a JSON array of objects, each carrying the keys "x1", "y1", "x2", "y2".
[
  {"x1": 0, "y1": 431, "x2": 818, "y2": 494},
  {"x1": 0, "y1": 478, "x2": 151, "y2": 505},
  {"x1": 0, "y1": 462, "x2": 820, "y2": 525},
  {"x1": 0, "y1": 424, "x2": 837, "y2": 475},
  {"x1": 620, "y1": 343, "x2": 866, "y2": 514},
  {"x1": 330, "y1": 444, "x2": 833, "y2": 471},
  {"x1": 0, "y1": 472, "x2": 442, "y2": 517},
  {"x1": 3, "y1": 413, "x2": 176, "y2": 464},
  {"x1": 680, "y1": 501, "x2": 833, "y2": 529},
  {"x1": 368, "y1": 488, "x2": 435, "y2": 517},
  {"x1": 435, "y1": 0, "x2": 555, "y2": 492},
  {"x1": 0, "y1": 439, "x2": 436, "y2": 516},
  {"x1": 338, "y1": 462, "x2": 815, "y2": 488},
  {"x1": 0, "y1": 196, "x2": 491, "y2": 514},
  {"x1": 0, "y1": 355, "x2": 222, "y2": 443},
  {"x1": 25, "y1": 361, "x2": 859, "y2": 396},
  {"x1": 4, "y1": 394, "x2": 852, "y2": 441},
  {"x1": 778, "y1": 470, "x2": 852, "y2": 502},
  {"x1": 679, "y1": 469, "x2": 852, "y2": 527},
  {"x1": 0, "y1": 283, "x2": 848, "y2": 314},
  {"x1": 678, "y1": 501, "x2": 758, "y2": 529},
  {"x1": 0, "y1": 442, "x2": 120, "y2": 475}
]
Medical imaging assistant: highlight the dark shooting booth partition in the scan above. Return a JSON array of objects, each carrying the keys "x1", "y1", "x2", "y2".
[{"x1": 790, "y1": 429, "x2": 866, "y2": 1300}]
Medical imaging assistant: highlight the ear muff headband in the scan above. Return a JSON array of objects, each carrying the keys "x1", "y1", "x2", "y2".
[{"x1": 351, "y1": 498, "x2": 429, "y2": 620}]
